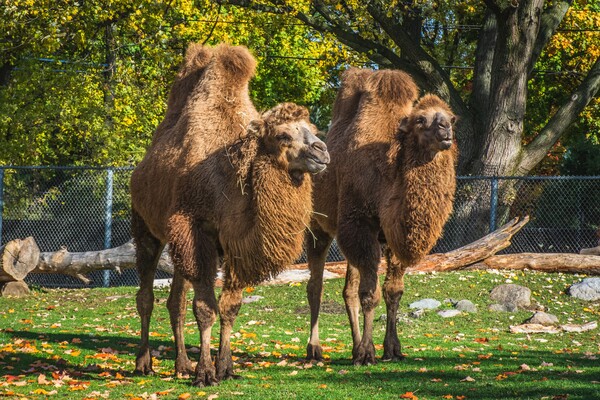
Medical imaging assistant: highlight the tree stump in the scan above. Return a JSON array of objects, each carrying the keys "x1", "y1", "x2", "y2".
[
  {"x1": 0, "y1": 237, "x2": 40, "y2": 282},
  {"x1": 0, "y1": 280, "x2": 30, "y2": 297}
]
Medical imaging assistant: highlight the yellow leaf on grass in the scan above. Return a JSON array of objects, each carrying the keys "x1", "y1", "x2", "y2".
[
  {"x1": 400, "y1": 392, "x2": 418, "y2": 399},
  {"x1": 178, "y1": 393, "x2": 192, "y2": 400}
]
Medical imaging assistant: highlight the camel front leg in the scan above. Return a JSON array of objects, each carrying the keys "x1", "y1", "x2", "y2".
[
  {"x1": 306, "y1": 226, "x2": 333, "y2": 361},
  {"x1": 337, "y1": 218, "x2": 381, "y2": 365},
  {"x1": 167, "y1": 270, "x2": 194, "y2": 375},
  {"x1": 343, "y1": 263, "x2": 362, "y2": 352},
  {"x1": 190, "y1": 280, "x2": 218, "y2": 387},
  {"x1": 382, "y1": 249, "x2": 406, "y2": 361},
  {"x1": 168, "y1": 211, "x2": 219, "y2": 386},
  {"x1": 216, "y1": 266, "x2": 243, "y2": 380}
]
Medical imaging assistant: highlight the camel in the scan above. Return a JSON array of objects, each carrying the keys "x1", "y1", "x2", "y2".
[
  {"x1": 305, "y1": 68, "x2": 457, "y2": 365},
  {"x1": 130, "y1": 43, "x2": 330, "y2": 386}
]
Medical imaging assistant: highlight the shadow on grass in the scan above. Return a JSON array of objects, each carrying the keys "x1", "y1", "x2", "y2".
[{"x1": 1, "y1": 329, "x2": 600, "y2": 399}]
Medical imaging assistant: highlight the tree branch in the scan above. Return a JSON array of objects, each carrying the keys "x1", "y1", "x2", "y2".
[
  {"x1": 527, "y1": 0, "x2": 572, "y2": 75},
  {"x1": 518, "y1": 56, "x2": 600, "y2": 174}
]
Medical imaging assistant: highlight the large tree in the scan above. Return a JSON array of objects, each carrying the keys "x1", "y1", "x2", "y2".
[
  {"x1": 221, "y1": 0, "x2": 600, "y2": 244},
  {"x1": 222, "y1": 0, "x2": 600, "y2": 177}
]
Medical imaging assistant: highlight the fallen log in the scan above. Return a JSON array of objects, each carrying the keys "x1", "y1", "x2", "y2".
[
  {"x1": 580, "y1": 245, "x2": 600, "y2": 256},
  {"x1": 411, "y1": 216, "x2": 530, "y2": 272},
  {"x1": 469, "y1": 253, "x2": 600, "y2": 274},
  {"x1": 0, "y1": 237, "x2": 40, "y2": 282},
  {"x1": 32, "y1": 241, "x2": 173, "y2": 284}
]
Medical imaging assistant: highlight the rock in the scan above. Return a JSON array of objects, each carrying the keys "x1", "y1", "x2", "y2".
[
  {"x1": 568, "y1": 278, "x2": 600, "y2": 301},
  {"x1": 242, "y1": 295, "x2": 264, "y2": 304},
  {"x1": 488, "y1": 303, "x2": 518, "y2": 312},
  {"x1": 379, "y1": 314, "x2": 387, "y2": 322},
  {"x1": 525, "y1": 311, "x2": 559, "y2": 326},
  {"x1": 490, "y1": 284, "x2": 531, "y2": 309},
  {"x1": 438, "y1": 309, "x2": 461, "y2": 318},
  {"x1": 455, "y1": 300, "x2": 477, "y2": 313},
  {"x1": 409, "y1": 299, "x2": 441, "y2": 310},
  {"x1": 409, "y1": 309, "x2": 425, "y2": 319}
]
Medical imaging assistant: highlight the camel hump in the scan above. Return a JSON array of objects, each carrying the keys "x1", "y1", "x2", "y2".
[
  {"x1": 364, "y1": 69, "x2": 418, "y2": 104},
  {"x1": 178, "y1": 43, "x2": 213, "y2": 79},
  {"x1": 212, "y1": 43, "x2": 256, "y2": 83},
  {"x1": 330, "y1": 68, "x2": 372, "y2": 122}
]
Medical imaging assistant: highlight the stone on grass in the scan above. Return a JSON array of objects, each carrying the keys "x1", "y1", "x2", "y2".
[
  {"x1": 525, "y1": 311, "x2": 559, "y2": 326},
  {"x1": 242, "y1": 295, "x2": 264, "y2": 304},
  {"x1": 409, "y1": 299, "x2": 441, "y2": 310},
  {"x1": 568, "y1": 278, "x2": 600, "y2": 301},
  {"x1": 488, "y1": 303, "x2": 518, "y2": 312},
  {"x1": 409, "y1": 309, "x2": 425, "y2": 319},
  {"x1": 490, "y1": 284, "x2": 531, "y2": 309},
  {"x1": 438, "y1": 309, "x2": 461, "y2": 318},
  {"x1": 455, "y1": 299, "x2": 477, "y2": 313}
]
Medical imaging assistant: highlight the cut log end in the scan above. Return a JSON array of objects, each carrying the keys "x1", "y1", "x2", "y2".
[
  {"x1": 0, "y1": 237, "x2": 40, "y2": 282},
  {"x1": 1, "y1": 280, "x2": 30, "y2": 298}
]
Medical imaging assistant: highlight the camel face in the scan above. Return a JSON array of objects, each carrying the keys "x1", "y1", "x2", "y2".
[
  {"x1": 268, "y1": 119, "x2": 330, "y2": 175},
  {"x1": 414, "y1": 108, "x2": 455, "y2": 152},
  {"x1": 400, "y1": 95, "x2": 457, "y2": 155}
]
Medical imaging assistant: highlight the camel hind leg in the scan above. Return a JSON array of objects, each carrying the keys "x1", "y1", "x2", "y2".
[
  {"x1": 216, "y1": 265, "x2": 244, "y2": 381},
  {"x1": 305, "y1": 225, "x2": 333, "y2": 361},
  {"x1": 132, "y1": 210, "x2": 165, "y2": 375},
  {"x1": 167, "y1": 270, "x2": 194, "y2": 375}
]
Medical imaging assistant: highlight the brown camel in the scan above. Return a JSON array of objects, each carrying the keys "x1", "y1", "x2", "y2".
[
  {"x1": 306, "y1": 68, "x2": 457, "y2": 365},
  {"x1": 130, "y1": 43, "x2": 330, "y2": 386}
]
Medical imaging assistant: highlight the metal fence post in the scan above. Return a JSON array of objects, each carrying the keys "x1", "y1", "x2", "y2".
[
  {"x1": 103, "y1": 168, "x2": 114, "y2": 287},
  {"x1": 489, "y1": 177, "x2": 498, "y2": 233},
  {"x1": 0, "y1": 168, "x2": 4, "y2": 245}
]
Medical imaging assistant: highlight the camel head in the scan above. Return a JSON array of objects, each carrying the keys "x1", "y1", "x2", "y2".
[
  {"x1": 399, "y1": 94, "x2": 456, "y2": 155},
  {"x1": 251, "y1": 103, "x2": 330, "y2": 179}
]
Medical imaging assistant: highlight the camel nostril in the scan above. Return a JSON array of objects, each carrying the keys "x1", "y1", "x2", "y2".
[{"x1": 311, "y1": 141, "x2": 327, "y2": 153}]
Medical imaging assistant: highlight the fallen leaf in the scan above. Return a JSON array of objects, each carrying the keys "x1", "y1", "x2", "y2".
[
  {"x1": 400, "y1": 391, "x2": 418, "y2": 399},
  {"x1": 461, "y1": 376, "x2": 475, "y2": 382},
  {"x1": 178, "y1": 393, "x2": 191, "y2": 400}
]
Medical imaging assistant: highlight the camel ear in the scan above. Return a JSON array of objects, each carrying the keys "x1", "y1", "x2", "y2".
[
  {"x1": 398, "y1": 116, "x2": 410, "y2": 135},
  {"x1": 248, "y1": 119, "x2": 267, "y2": 136}
]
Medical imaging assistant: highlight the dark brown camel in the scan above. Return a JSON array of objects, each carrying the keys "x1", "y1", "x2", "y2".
[
  {"x1": 305, "y1": 68, "x2": 457, "y2": 365},
  {"x1": 130, "y1": 43, "x2": 330, "y2": 386}
]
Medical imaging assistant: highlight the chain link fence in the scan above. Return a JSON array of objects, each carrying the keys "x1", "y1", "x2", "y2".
[{"x1": 1, "y1": 166, "x2": 598, "y2": 288}]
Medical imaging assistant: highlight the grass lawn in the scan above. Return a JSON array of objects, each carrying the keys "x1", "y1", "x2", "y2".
[{"x1": 0, "y1": 269, "x2": 599, "y2": 399}]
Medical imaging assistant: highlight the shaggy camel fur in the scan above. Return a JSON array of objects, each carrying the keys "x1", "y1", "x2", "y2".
[
  {"x1": 306, "y1": 68, "x2": 457, "y2": 365},
  {"x1": 131, "y1": 43, "x2": 330, "y2": 386}
]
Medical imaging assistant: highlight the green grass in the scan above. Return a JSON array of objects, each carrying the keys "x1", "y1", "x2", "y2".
[{"x1": 1, "y1": 270, "x2": 599, "y2": 399}]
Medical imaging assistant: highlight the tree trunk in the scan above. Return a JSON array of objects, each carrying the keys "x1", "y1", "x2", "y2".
[
  {"x1": 1, "y1": 281, "x2": 30, "y2": 298},
  {"x1": 0, "y1": 237, "x2": 40, "y2": 282},
  {"x1": 33, "y1": 240, "x2": 173, "y2": 284}
]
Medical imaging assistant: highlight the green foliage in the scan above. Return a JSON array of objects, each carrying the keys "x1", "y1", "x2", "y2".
[{"x1": 0, "y1": 0, "x2": 354, "y2": 166}]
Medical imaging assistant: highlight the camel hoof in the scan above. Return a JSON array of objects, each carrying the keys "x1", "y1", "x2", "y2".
[
  {"x1": 191, "y1": 373, "x2": 219, "y2": 387},
  {"x1": 352, "y1": 344, "x2": 377, "y2": 366},
  {"x1": 133, "y1": 367, "x2": 155, "y2": 376},
  {"x1": 306, "y1": 343, "x2": 323, "y2": 361},
  {"x1": 382, "y1": 341, "x2": 404, "y2": 362},
  {"x1": 221, "y1": 372, "x2": 242, "y2": 381},
  {"x1": 382, "y1": 353, "x2": 404, "y2": 362},
  {"x1": 175, "y1": 360, "x2": 195, "y2": 376}
]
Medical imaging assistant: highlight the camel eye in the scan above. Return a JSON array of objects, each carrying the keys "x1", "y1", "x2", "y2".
[
  {"x1": 276, "y1": 133, "x2": 293, "y2": 143},
  {"x1": 416, "y1": 116, "x2": 426, "y2": 125}
]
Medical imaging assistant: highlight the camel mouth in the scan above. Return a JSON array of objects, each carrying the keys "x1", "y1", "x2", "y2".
[
  {"x1": 306, "y1": 155, "x2": 329, "y2": 173},
  {"x1": 440, "y1": 139, "x2": 453, "y2": 150}
]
